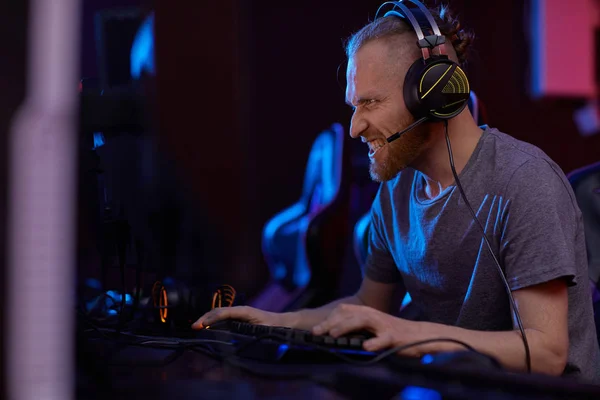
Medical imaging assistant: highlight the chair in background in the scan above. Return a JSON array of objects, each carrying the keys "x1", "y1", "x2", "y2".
[
  {"x1": 568, "y1": 161, "x2": 600, "y2": 288},
  {"x1": 567, "y1": 161, "x2": 600, "y2": 344},
  {"x1": 352, "y1": 212, "x2": 371, "y2": 269},
  {"x1": 251, "y1": 123, "x2": 350, "y2": 312},
  {"x1": 468, "y1": 90, "x2": 488, "y2": 127}
]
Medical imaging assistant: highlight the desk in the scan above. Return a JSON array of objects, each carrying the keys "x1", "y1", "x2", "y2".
[
  {"x1": 76, "y1": 338, "x2": 401, "y2": 400},
  {"x1": 77, "y1": 335, "x2": 600, "y2": 400}
]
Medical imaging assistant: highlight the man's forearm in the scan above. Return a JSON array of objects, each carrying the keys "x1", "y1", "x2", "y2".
[
  {"x1": 281, "y1": 295, "x2": 364, "y2": 330},
  {"x1": 414, "y1": 321, "x2": 567, "y2": 376}
]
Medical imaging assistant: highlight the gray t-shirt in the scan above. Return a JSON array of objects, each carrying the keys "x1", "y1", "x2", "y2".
[{"x1": 365, "y1": 126, "x2": 600, "y2": 383}]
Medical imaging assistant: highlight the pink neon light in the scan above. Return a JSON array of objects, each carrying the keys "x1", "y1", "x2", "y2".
[{"x1": 538, "y1": 0, "x2": 597, "y2": 97}]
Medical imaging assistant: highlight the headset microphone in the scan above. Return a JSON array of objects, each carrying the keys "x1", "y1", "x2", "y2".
[{"x1": 386, "y1": 116, "x2": 428, "y2": 144}]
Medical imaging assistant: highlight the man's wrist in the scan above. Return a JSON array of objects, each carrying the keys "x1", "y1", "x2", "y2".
[
  {"x1": 279, "y1": 311, "x2": 300, "y2": 329},
  {"x1": 406, "y1": 321, "x2": 472, "y2": 356}
]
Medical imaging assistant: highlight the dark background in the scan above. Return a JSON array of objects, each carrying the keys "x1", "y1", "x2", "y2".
[
  {"x1": 151, "y1": 0, "x2": 600, "y2": 298},
  {"x1": 1, "y1": 3, "x2": 600, "y2": 392}
]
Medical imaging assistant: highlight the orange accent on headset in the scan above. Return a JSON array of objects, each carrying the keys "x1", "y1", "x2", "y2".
[
  {"x1": 211, "y1": 285, "x2": 236, "y2": 309},
  {"x1": 152, "y1": 281, "x2": 169, "y2": 323},
  {"x1": 212, "y1": 290, "x2": 221, "y2": 309},
  {"x1": 160, "y1": 287, "x2": 168, "y2": 323}
]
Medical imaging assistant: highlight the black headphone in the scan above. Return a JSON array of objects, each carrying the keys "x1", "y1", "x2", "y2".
[{"x1": 376, "y1": 0, "x2": 470, "y2": 121}]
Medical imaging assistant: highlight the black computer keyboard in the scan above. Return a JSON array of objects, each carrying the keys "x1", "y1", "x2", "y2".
[{"x1": 205, "y1": 319, "x2": 374, "y2": 352}]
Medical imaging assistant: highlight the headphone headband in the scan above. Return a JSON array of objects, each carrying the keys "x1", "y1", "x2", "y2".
[
  {"x1": 402, "y1": 0, "x2": 442, "y2": 36},
  {"x1": 375, "y1": 0, "x2": 446, "y2": 58},
  {"x1": 377, "y1": 2, "x2": 426, "y2": 40}
]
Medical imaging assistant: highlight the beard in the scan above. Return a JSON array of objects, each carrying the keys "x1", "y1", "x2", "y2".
[{"x1": 369, "y1": 123, "x2": 430, "y2": 182}]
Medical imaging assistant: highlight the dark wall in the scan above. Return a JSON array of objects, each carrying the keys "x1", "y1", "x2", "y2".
[
  {"x1": 154, "y1": 0, "x2": 375, "y2": 297},
  {"x1": 154, "y1": 0, "x2": 255, "y2": 292}
]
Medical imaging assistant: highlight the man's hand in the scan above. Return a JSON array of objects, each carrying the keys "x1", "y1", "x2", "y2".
[
  {"x1": 313, "y1": 280, "x2": 570, "y2": 375},
  {"x1": 312, "y1": 303, "x2": 424, "y2": 355},
  {"x1": 191, "y1": 306, "x2": 287, "y2": 330}
]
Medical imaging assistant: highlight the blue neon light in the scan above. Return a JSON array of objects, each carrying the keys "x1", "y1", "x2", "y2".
[
  {"x1": 130, "y1": 12, "x2": 155, "y2": 79},
  {"x1": 263, "y1": 203, "x2": 305, "y2": 247},
  {"x1": 421, "y1": 354, "x2": 434, "y2": 364},
  {"x1": 276, "y1": 344, "x2": 289, "y2": 360},
  {"x1": 401, "y1": 292, "x2": 412, "y2": 308},
  {"x1": 530, "y1": 0, "x2": 544, "y2": 97},
  {"x1": 400, "y1": 386, "x2": 442, "y2": 400},
  {"x1": 92, "y1": 132, "x2": 105, "y2": 150}
]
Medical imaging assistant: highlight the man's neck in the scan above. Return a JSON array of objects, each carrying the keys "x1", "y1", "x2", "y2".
[{"x1": 411, "y1": 111, "x2": 483, "y2": 199}]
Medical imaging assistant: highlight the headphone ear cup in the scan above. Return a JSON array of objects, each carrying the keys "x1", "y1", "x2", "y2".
[
  {"x1": 403, "y1": 58, "x2": 429, "y2": 119},
  {"x1": 404, "y1": 58, "x2": 471, "y2": 121}
]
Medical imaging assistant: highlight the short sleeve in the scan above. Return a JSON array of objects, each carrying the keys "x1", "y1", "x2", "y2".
[
  {"x1": 501, "y1": 158, "x2": 582, "y2": 290},
  {"x1": 363, "y1": 189, "x2": 403, "y2": 284}
]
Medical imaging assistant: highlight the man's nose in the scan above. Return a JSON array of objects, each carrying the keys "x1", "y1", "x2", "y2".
[{"x1": 349, "y1": 113, "x2": 367, "y2": 139}]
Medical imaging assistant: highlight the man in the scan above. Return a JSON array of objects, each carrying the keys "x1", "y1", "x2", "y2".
[{"x1": 193, "y1": 2, "x2": 600, "y2": 382}]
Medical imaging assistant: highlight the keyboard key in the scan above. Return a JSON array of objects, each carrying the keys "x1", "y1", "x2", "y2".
[
  {"x1": 218, "y1": 321, "x2": 374, "y2": 353},
  {"x1": 257, "y1": 326, "x2": 269, "y2": 335},
  {"x1": 293, "y1": 331, "x2": 307, "y2": 342}
]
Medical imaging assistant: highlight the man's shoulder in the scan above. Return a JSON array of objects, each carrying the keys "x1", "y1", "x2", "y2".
[
  {"x1": 483, "y1": 127, "x2": 576, "y2": 207},
  {"x1": 484, "y1": 127, "x2": 552, "y2": 166},
  {"x1": 482, "y1": 127, "x2": 568, "y2": 189}
]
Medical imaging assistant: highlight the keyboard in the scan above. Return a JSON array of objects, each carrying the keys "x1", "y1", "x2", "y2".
[
  {"x1": 207, "y1": 319, "x2": 372, "y2": 349},
  {"x1": 192, "y1": 319, "x2": 379, "y2": 362}
]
